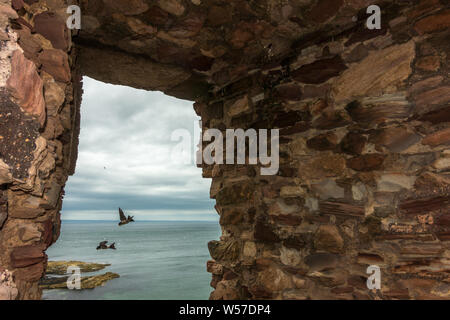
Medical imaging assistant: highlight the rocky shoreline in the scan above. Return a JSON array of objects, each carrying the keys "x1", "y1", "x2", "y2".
[{"x1": 40, "y1": 261, "x2": 119, "y2": 290}]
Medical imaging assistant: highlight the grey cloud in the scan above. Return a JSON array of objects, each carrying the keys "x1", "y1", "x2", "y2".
[{"x1": 62, "y1": 77, "x2": 215, "y2": 220}]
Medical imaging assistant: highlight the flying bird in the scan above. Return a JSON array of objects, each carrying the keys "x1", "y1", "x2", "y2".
[
  {"x1": 118, "y1": 208, "x2": 135, "y2": 226},
  {"x1": 96, "y1": 240, "x2": 117, "y2": 250},
  {"x1": 96, "y1": 241, "x2": 108, "y2": 250}
]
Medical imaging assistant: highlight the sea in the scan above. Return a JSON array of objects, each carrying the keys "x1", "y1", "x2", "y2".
[{"x1": 42, "y1": 220, "x2": 221, "y2": 300}]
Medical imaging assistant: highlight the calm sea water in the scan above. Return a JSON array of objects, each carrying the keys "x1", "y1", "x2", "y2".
[{"x1": 42, "y1": 220, "x2": 221, "y2": 300}]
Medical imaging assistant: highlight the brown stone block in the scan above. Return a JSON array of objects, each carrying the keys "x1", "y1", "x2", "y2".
[
  {"x1": 319, "y1": 201, "x2": 365, "y2": 217},
  {"x1": 247, "y1": 285, "x2": 273, "y2": 299},
  {"x1": 414, "y1": 86, "x2": 450, "y2": 110},
  {"x1": 304, "y1": 253, "x2": 340, "y2": 272},
  {"x1": 406, "y1": 0, "x2": 440, "y2": 20},
  {"x1": 311, "y1": 179, "x2": 344, "y2": 200},
  {"x1": 282, "y1": 234, "x2": 308, "y2": 250},
  {"x1": 382, "y1": 289, "x2": 410, "y2": 300},
  {"x1": 370, "y1": 127, "x2": 421, "y2": 153},
  {"x1": 254, "y1": 216, "x2": 279, "y2": 243},
  {"x1": 333, "y1": 41, "x2": 415, "y2": 103},
  {"x1": 306, "y1": 132, "x2": 338, "y2": 151},
  {"x1": 413, "y1": 172, "x2": 450, "y2": 195},
  {"x1": 340, "y1": 132, "x2": 367, "y2": 155},
  {"x1": 314, "y1": 225, "x2": 344, "y2": 254},
  {"x1": 310, "y1": 98, "x2": 328, "y2": 116},
  {"x1": 273, "y1": 110, "x2": 310, "y2": 128},
  {"x1": 8, "y1": 193, "x2": 46, "y2": 219},
  {"x1": 419, "y1": 106, "x2": 450, "y2": 124},
  {"x1": 298, "y1": 153, "x2": 347, "y2": 180},
  {"x1": 292, "y1": 55, "x2": 347, "y2": 84},
  {"x1": 13, "y1": 262, "x2": 45, "y2": 281},
  {"x1": 422, "y1": 128, "x2": 450, "y2": 147},
  {"x1": 210, "y1": 274, "x2": 221, "y2": 289},
  {"x1": 414, "y1": 10, "x2": 450, "y2": 34},
  {"x1": 208, "y1": 240, "x2": 240, "y2": 263},
  {"x1": 220, "y1": 208, "x2": 244, "y2": 225},
  {"x1": 223, "y1": 269, "x2": 238, "y2": 280},
  {"x1": 436, "y1": 232, "x2": 450, "y2": 241},
  {"x1": 302, "y1": 84, "x2": 331, "y2": 100},
  {"x1": 356, "y1": 253, "x2": 384, "y2": 265},
  {"x1": 312, "y1": 108, "x2": 351, "y2": 130},
  {"x1": 409, "y1": 76, "x2": 443, "y2": 95},
  {"x1": 10, "y1": 244, "x2": 46, "y2": 268},
  {"x1": 279, "y1": 122, "x2": 310, "y2": 135},
  {"x1": 256, "y1": 265, "x2": 293, "y2": 292},
  {"x1": 274, "y1": 83, "x2": 303, "y2": 101},
  {"x1": 416, "y1": 55, "x2": 440, "y2": 71},
  {"x1": 308, "y1": 268, "x2": 347, "y2": 287},
  {"x1": 346, "y1": 100, "x2": 411, "y2": 127},
  {"x1": 12, "y1": 0, "x2": 24, "y2": 10},
  {"x1": 347, "y1": 275, "x2": 368, "y2": 290},
  {"x1": 206, "y1": 260, "x2": 223, "y2": 275},
  {"x1": 399, "y1": 243, "x2": 443, "y2": 257},
  {"x1": 39, "y1": 49, "x2": 71, "y2": 83},
  {"x1": 33, "y1": 12, "x2": 69, "y2": 51},
  {"x1": 400, "y1": 196, "x2": 450, "y2": 215},
  {"x1": 157, "y1": 0, "x2": 185, "y2": 17},
  {"x1": 215, "y1": 181, "x2": 255, "y2": 206},
  {"x1": 345, "y1": 44, "x2": 369, "y2": 63},
  {"x1": 17, "y1": 29, "x2": 41, "y2": 63},
  {"x1": 435, "y1": 214, "x2": 450, "y2": 227},
  {"x1": 6, "y1": 50, "x2": 45, "y2": 125},
  {"x1": 41, "y1": 219, "x2": 53, "y2": 248},
  {"x1": 347, "y1": 154, "x2": 385, "y2": 172},
  {"x1": 269, "y1": 214, "x2": 302, "y2": 226}
]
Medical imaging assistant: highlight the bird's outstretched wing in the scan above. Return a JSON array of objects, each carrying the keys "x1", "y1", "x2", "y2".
[
  {"x1": 119, "y1": 208, "x2": 126, "y2": 221},
  {"x1": 99, "y1": 241, "x2": 108, "y2": 246}
]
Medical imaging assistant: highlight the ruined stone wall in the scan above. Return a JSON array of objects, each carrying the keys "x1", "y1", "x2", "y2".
[
  {"x1": 201, "y1": 4, "x2": 450, "y2": 299},
  {"x1": 0, "y1": 0, "x2": 449, "y2": 300},
  {"x1": 0, "y1": 0, "x2": 80, "y2": 299}
]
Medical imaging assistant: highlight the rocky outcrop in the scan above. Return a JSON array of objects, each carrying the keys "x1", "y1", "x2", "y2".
[
  {"x1": 40, "y1": 261, "x2": 118, "y2": 290},
  {"x1": 46, "y1": 261, "x2": 111, "y2": 275},
  {"x1": 40, "y1": 272, "x2": 120, "y2": 290},
  {"x1": 0, "y1": 0, "x2": 449, "y2": 300}
]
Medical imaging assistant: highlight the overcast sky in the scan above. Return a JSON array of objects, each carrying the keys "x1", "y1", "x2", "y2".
[{"x1": 62, "y1": 77, "x2": 217, "y2": 221}]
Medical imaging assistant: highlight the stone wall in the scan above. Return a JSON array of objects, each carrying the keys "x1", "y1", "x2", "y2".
[
  {"x1": 0, "y1": 0, "x2": 80, "y2": 299},
  {"x1": 0, "y1": 0, "x2": 449, "y2": 299}
]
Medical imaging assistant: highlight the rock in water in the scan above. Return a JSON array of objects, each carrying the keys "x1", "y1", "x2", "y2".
[
  {"x1": 40, "y1": 272, "x2": 120, "y2": 290},
  {"x1": 46, "y1": 261, "x2": 111, "y2": 275}
]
